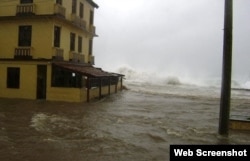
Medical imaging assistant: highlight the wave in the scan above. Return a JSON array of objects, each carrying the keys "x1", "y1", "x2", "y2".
[
  {"x1": 110, "y1": 64, "x2": 250, "y2": 89},
  {"x1": 106, "y1": 65, "x2": 250, "y2": 99},
  {"x1": 116, "y1": 65, "x2": 191, "y2": 86},
  {"x1": 115, "y1": 65, "x2": 211, "y2": 87}
]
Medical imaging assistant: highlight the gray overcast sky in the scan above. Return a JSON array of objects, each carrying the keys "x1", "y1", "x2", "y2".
[{"x1": 93, "y1": 0, "x2": 250, "y2": 83}]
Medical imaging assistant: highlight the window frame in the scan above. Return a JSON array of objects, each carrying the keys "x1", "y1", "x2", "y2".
[
  {"x1": 56, "y1": 0, "x2": 62, "y2": 5},
  {"x1": 90, "y1": 10, "x2": 94, "y2": 25},
  {"x1": 78, "y1": 36, "x2": 82, "y2": 53},
  {"x1": 88, "y1": 39, "x2": 93, "y2": 55},
  {"x1": 20, "y1": 0, "x2": 33, "y2": 4},
  {"x1": 54, "y1": 26, "x2": 61, "y2": 48},
  {"x1": 80, "y1": 2, "x2": 84, "y2": 18},
  {"x1": 70, "y1": 33, "x2": 76, "y2": 51},
  {"x1": 72, "y1": 0, "x2": 77, "y2": 14},
  {"x1": 18, "y1": 25, "x2": 32, "y2": 47},
  {"x1": 7, "y1": 67, "x2": 20, "y2": 89}
]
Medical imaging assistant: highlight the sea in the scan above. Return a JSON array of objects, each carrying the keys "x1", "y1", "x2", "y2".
[{"x1": 0, "y1": 66, "x2": 250, "y2": 161}]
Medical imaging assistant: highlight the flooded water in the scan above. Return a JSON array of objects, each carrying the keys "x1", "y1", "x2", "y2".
[{"x1": 0, "y1": 83, "x2": 250, "y2": 161}]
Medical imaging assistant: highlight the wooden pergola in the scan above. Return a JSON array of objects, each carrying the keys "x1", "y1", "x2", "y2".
[{"x1": 53, "y1": 62, "x2": 124, "y2": 102}]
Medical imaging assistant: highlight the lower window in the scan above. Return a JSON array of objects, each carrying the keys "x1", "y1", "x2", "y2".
[{"x1": 7, "y1": 67, "x2": 20, "y2": 88}]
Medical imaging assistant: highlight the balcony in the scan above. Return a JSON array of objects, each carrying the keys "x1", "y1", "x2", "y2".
[
  {"x1": 89, "y1": 25, "x2": 96, "y2": 35},
  {"x1": 52, "y1": 47, "x2": 64, "y2": 60},
  {"x1": 71, "y1": 14, "x2": 86, "y2": 30},
  {"x1": 89, "y1": 55, "x2": 95, "y2": 65},
  {"x1": 54, "y1": 4, "x2": 66, "y2": 18},
  {"x1": 16, "y1": 3, "x2": 36, "y2": 16},
  {"x1": 69, "y1": 51, "x2": 79, "y2": 62},
  {"x1": 79, "y1": 54, "x2": 85, "y2": 63},
  {"x1": 69, "y1": 52, "x2": 85, "y2": 63},
  {"x1": 14, "y1": 47, "x2": 33, "y2": 59}
]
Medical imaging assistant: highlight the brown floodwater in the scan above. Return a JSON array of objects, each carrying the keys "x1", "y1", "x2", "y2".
[{"x1": 0, "y1": 88, "x2": 249, "y2": 161}]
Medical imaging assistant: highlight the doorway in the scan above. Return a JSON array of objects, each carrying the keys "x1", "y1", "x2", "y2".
[{"x1": 37, "y1": 65, "x2": 47, "y2": 99}]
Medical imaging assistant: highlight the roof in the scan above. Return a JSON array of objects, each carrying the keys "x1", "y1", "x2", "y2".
[
  {"x1": 86, "y1": 0, "x2": 99, "y2": 8},
  {"x1": 53, "y1": 62, "x2": 118, "y2": 78}
]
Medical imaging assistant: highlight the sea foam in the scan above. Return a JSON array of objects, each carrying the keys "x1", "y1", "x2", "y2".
[{"x1": 114, "y1": 64, "x2": 250, "y2": 89}]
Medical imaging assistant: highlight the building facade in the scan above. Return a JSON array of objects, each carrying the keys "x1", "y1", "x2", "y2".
[{"x1": 0, "y1": 0, "x2": 123, "y2": 102}]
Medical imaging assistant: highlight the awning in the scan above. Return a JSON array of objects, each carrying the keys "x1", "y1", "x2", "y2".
[{"x1": 53, "y1": 62, "x2": 119, "y2": 78}]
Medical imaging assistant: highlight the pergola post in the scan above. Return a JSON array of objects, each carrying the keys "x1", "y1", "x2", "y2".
[
  {"x1": 87, "y1": 77, "x2": 90, "y2": 102},
  {"x1": 120, "y1": 76, "x2": 123, "y2": 91},
  {"x1": 108, "y1": 77, "x2": 111, "y2": 95},
  {"x1": 99, "y1": 78, "x2": 102, "y2": 99}
]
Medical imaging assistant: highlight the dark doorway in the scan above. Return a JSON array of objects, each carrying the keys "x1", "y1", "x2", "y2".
[{"x1": 37, "y1": 65, "x2": 47, "y2": 99}]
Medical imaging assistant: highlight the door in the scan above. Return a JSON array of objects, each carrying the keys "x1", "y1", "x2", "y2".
[{"x1": 37, "y1": 65, "x2": 47, "y2": 99}]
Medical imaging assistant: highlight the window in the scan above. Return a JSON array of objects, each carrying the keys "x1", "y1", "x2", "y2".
[
  {"x1": 52, "y1": 66, "x2": 82, "y2": 88},
  {"x1": 72, "y1": 0, "x2": 77, "y2": 14},
  {"x1": 70, "y1": 33, "x2": 76, "y2": 51},
  {"x1": 54, "y1": 26, "x2": 61, "y2": 47},
  {"x1": 78, "y1": 36, "x2": 82, "y2": 53},
  {"x1": 18, "y1": 25, "x2": 32, "y2": 47},
  {"x1": 80, "y1": 3, "x2": 84, "y2": 18},
  {"x1": 56, "y1": 0, "x2": 62, "y2": 5},
  {"x1": 90, "y1": 10, "x2": 94, "y2": 25},
  {"x1": 88, "y1": 39, "x2": 93, "y2": 55},
  {"x1": 20, "y1": 0, "x2": 33, "y2": 4},
  {"x1": 7, "y1": 68, "x2": 20, "y2": 89}
]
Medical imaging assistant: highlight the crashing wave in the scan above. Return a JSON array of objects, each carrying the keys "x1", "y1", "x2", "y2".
[
  {"x1": 104, "y1": 64, "x2": 250, "y2": 89},
  {"x1": 165, "y1": 76, "x2": 181, "y2": 85}
]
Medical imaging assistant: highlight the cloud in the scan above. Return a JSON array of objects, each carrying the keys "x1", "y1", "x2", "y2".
[{"x1": 93, "y1": 0, "x2": 250, "y2": 81}]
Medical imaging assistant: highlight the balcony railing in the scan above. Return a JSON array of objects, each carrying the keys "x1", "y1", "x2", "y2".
[
  {"x1": 69, "y1": 52, "x2": 85, "y2": 63},
  {"x1": 89, "y1": 25, "x2": 96, "y2": 35},
  {"x1": 69, "y1": 51, "x2": 79, "y2": 62},
  {"x1": 89, "y1": 55, "x2": 95, "y2": 65},
  {"x1": 79, "y1": 54, "x2": 85, "y2": 63},
  {"x1": 80, "y1": 20, "x2": 87, "y2": 29},
  {"x1": 14, "y1": 47, "x2": 33, "y2": 59},
  {"x1": 71, "y1": 14, "x2": 86, "y2": 30},
  {"x1": 54, "y1": 4, "x2": 66, "y2": 18},
  {"x1": 16, "y1": 3, "x2": 36, "y2": 16},
  {"x1": 52, "y1": 47, "x2": 64, "y2": 60}
]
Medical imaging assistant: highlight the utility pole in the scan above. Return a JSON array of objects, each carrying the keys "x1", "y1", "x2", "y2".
[{"x1": 219, "y1": 0, "x2": 233, "y2": 136}]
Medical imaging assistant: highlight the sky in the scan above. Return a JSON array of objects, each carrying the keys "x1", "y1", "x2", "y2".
[{"x1": 93, "y1": 0, "x2": 250, "y2": 85}]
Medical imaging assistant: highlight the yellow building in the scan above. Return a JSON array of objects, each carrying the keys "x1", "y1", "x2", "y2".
[{"x1": 0, "y1": 0, "x2": 123, "y2": 102}]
